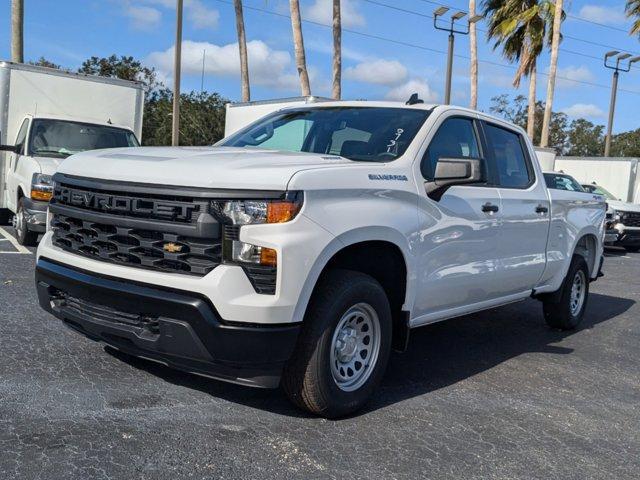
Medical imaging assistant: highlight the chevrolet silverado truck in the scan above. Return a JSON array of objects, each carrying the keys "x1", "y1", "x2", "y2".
[{"x1": 35, "y1": 100, "x2": 606, "y2": 417}]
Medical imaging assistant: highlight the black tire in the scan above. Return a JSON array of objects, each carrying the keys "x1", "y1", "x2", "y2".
[
  {"x1": 282, "y1": 269, "x2": 392, "y2": 418},
  {"x1": 15, "y1": 198, "x2": 39, "y2": 246},
  {"x1": 625, "y1": 246, "x2": 640, "y2": 253},
  {"x1": 542, "y1": 255, "x2": 590, "y2": 330}
]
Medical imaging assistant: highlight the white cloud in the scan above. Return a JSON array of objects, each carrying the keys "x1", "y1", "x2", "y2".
[
  {"x1": 147, "y1": 40, "x2": 300, "y2": 90},
  {"x1": 385, "y1": 79, "x2": 439, "y2": 102},
  {"x1": 305, "y1": 0, "x2": 365, "y2": 28},
  {"x1": 122, "y1": 0, "x2": 219, "y2": 30},
  {"x1": 344, "y1": 59, "x2": 408, "y2": 85},
  {"x1": 123, "y1": 4, "x2": 162, "y2": 29},
  {"x1": 562, "y1": 103, "x2": 606, "y2": 119},
  {"x1": 578, "y1": 5, "x2": 627, "y2": 25},
  {"x1": 554, "y1": 65, "x2": 595, "y2": 88}
]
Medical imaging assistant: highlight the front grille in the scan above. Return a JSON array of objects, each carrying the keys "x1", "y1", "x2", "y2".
[
  {"x1": 52, "y1": 214, "x2": 222, "y2": 275},
  {"x1": 621, "y1": 211, "x2": 640, "y2": 227}
]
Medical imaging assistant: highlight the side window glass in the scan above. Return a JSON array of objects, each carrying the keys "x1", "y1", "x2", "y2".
[
  {"x1": 14, "y1": 119, "x2": 29, "y2": 155},
  {"x1": 484, "y1": 124, "x2": 531, "y2": 188},
  {"x1": 421, "y1": 117, "x2": 480, "y2": 179}
]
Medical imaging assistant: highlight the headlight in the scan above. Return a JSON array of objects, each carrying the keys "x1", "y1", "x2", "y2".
[
  {"x1": 31, "y1": 173, "x2": 53, "y2": 201},
  {"x1": 212, "y1": 192, "x2": 303, "y2": 226},
  {"x1": 213, "y1": 192, "x2": 303, "y2": 267}
]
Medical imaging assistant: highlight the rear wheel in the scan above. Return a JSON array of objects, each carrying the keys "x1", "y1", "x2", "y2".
[
  {"x1": 14, "y1": 198, "x2": 39, "y2": 246},
  {"x1": 0, "y1": 209, "x2": 11, "y2": 225},
  {"x1": 542, "y1": 255, "x2": 590, "y2": 330},
  {"x1": 282, "y1": 269, "x2": 392, "y2": 418}
]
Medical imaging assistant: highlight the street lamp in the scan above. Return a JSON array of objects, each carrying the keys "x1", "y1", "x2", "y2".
[
  {"x1": 603, "y1": 51, "x2": 640, "y2": 157},
  {"x1": 433, "y1": 8, "x2": 483, "y2": 105}
]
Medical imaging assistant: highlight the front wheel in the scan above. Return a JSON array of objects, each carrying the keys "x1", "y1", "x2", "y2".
[
  {"x1": 542, "y1": 255, "x2": 590, "y2": 330},
  {"x1": 282, "y1": 269, "x2": 392, "y2": 418},
  {"x1": 14, "y1": 198, "x2": 39, "y2": 246}
]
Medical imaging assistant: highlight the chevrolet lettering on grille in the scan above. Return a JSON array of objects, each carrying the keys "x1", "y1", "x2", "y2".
[{"x1": 54, "y1": 187, "x2": 198, "y2": 221}]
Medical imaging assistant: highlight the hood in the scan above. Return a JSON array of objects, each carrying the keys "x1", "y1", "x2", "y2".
[
  {"x1": 57, "y1": 146, "x2": 355, "y2": 190},
  {"x1": 34, "y1": 156, "x2": 63, "y2": 175},
  {"x1": 607, "y1": 199, "x2": 640, "y2": 213}
]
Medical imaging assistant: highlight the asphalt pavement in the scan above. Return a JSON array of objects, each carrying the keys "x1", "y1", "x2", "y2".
[{"x1": 1, "y1": 226, "x2": 638, "y2": 479}]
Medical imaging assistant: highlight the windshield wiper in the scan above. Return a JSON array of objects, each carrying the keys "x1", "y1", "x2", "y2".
[{"x1": 33, "y1": 149, "x2": 71, "y2": 158}]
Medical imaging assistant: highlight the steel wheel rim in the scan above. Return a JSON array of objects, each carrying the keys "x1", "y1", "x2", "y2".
[
  {"x1": 570, "y1": 270, "x2": 586, "y2": 316},
  {"x1": 15, "y1": 208, "x2": 24, "y2": 237},
  {"x1": 330, "y1": 302, "x2": 381, "y2": 392}
]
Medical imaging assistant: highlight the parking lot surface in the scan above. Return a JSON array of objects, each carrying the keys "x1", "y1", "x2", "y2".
[{"x1": 1, "y1": 226, "x2": 639, "y2": 479}]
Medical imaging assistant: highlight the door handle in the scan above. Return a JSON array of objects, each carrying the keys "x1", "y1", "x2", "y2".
[
  {"x1": 482, "y1": 202, "x2": 499, "y2": 213},
  {"x1": 535, "y1": 205, "x2": 549, "y2": 214}
]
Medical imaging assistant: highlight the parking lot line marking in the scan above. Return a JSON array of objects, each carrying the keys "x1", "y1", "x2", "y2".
[{"x1": 0, "y1": 227, "x2": 31, "y2": 254}]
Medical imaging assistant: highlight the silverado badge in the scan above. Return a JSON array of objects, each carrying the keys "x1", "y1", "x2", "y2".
[{"x1": 163, "y1": 242, "x2": 183, "y2": 253}]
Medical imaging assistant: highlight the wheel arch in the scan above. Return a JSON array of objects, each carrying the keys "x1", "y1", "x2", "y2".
[
  {"x1": 573, "y1": 232, "x2": 599, "y2": 279},
  {"x1": 292, "y1": 227, "x2": 414, "y2": 351}
]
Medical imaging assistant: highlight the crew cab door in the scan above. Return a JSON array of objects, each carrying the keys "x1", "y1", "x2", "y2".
[
  {"x1": 480, "y1": 120, "x2": 550, "y2": 294},
  {"x1": 6, "y1": 118, "x2": 30, "y2": 212},
  {"x1": 412, "y1": 113, "x2": 504, "y2": 321}
]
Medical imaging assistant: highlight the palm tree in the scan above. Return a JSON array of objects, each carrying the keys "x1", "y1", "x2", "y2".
[
  {"x1": 289, "y1": 0, "x2": 311, "y2": 96},
  {"x1": 233, "y1": 0, "x2": 250, "y2": 102},
  {"x1": 470, "y1": 0, "x2": 478, "y2": 110},
  {"x1": 11, "y1": 0, "x2": 24, "y2": 63},
  {"x1": 626, "y1": 1, "x2": 640, "y2": 35},
  {"x1": 483, "y1": 0, "x2": 556, "y2": 140},
  {"x1": 539, "y1": 0, "x2": 563, "y2": 148},
  {"x1": 332, "y1": 0, "x2": 341, "y2": 99}
]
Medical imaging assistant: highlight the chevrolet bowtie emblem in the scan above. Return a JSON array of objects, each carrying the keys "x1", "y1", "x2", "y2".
[{"x1": 163, "y1": 242, "x2": 183, "y2": 253}]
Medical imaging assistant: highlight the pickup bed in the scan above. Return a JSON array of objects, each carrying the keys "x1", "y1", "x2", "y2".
[{"x1": 35, "y1": 101, "x2": 606, "y2": 417}]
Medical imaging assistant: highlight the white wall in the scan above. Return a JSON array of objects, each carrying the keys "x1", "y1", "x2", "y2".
[{"x1": 555, "y1": 157, "x2": 637, "y2": 202}]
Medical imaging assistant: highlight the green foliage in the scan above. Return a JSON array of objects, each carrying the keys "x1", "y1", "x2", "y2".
[
  {"x1": 78, "y1": 55, "x2": 159, "y2": 93},
  {"x1": 626, "y1": 0, "x2": 640, "y2": 36},
  {"x1": 566, "y1": 119, "x2": 604, "y2": 156},
  {"x1": 143, "y1": 89, "x2": 227, "y2": 146},
  {"x1": 28, "y1": 57, "x2": 62, "y2": 69},
  {"x1": 610, "y1": 128, "x2": 640, "y2": 157}
]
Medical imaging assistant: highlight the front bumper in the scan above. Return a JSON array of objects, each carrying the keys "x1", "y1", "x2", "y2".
[
  {"x1": 22, "y1": 197, "x2": 48, "y2": 232},
  {"x1": 35, "y1": 258, "x2": 301, "y2": 388},
  {"x1": 605, "y1": 228, "x2": 640, "y2": 247}
]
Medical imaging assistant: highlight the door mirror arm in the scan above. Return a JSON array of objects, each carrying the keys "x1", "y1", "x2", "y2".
[
  {"x1": 0, "y1": 144, "x2": 18, "y2": 153},
  {"x1": 425, "y1": 157, "x2": 485, "y2": 201}
]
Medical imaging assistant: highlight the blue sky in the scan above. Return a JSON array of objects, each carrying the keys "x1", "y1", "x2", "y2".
[{"x1": 1, "y1": 0, "x2": 639, "y2": 133}]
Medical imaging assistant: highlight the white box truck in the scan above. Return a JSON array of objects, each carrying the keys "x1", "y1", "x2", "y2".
[{"x1": 0, "y1": 61, "x2": 144, "y2": 245}]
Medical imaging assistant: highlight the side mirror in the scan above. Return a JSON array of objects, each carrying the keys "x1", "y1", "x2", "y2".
[
  {"x1": 425, "y1": 157, "x2": 484, "y2": 200},
  {"x1": 0, "y1": 144, "x2": 18, "y2": 153}
]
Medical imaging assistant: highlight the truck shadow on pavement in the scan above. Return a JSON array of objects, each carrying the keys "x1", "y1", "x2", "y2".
[{"x1": 106, "y1": 292, "x2": 634, "y2": 419}]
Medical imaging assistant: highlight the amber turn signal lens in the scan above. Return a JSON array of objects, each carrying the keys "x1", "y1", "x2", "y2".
[
  {"x1": 31, "y1": 189, "x2": 52, "y2": 201},
  {"x1": 267, "y1": 201, "x2": 301, "y2": 223},
  {"x1": 260, "y1": 247, "x2": 277, "y2": 267}
]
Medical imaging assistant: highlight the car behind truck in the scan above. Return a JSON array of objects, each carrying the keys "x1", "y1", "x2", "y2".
[
  {"x1": 0, "y1": 62, "x2": 144, "y2": 244},
  {"x1": 35, "y1": 100, "x2": 605, "y2": 417}
]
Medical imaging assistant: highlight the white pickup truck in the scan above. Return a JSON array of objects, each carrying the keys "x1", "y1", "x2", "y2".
[{"x1": 35, "y1": 100, "x2": 606, "y2": 417}]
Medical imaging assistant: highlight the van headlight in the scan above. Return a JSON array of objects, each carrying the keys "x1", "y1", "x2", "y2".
[
  {"x1": 212, "y1": 192, "x2": 303, "y2": 267},
  {"x1": 31, "y1": 173, "x2": 53, "y2": 201}
]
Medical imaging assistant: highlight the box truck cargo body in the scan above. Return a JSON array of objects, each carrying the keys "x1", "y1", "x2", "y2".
[{"x1": 0, "y1": 62, "x2": 144, "y2": 244}]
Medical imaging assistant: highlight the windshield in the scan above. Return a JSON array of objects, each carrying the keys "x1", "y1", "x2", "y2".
[
  {"x1": 583, "y1": 184, "x2": 617, "y2": 200},
  {"x1": 544, "y1": 173, "x2": 585, "y2": 192},
  {"x1": 29, "y1": 119, "x2": 139, "y2": 158},
  {"x1": 220, "y1": 107, "x2": 431, "y2": 162}
]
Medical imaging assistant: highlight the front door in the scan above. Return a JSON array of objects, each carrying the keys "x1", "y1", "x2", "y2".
[
  {"x1": 413, "y1": 114, "x2": 504, "y2": 322},
  {"x1": 6, "y1": 118, "x2": 30, "y2": 212}
]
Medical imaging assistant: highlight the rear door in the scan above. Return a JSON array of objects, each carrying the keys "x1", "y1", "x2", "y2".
[
  {"x1": 413, "y1": 113, "x2": 505, "y2": 320},
  {"x1": 481, "y1": 120, "x2": 550, "y2": 294}
]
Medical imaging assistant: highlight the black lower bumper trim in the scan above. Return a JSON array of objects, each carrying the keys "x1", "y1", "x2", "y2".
[{"x1": 36, "y1": 258, "x2": 300, "y2": 388}]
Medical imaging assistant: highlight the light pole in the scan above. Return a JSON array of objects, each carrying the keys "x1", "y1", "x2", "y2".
[
  {"x1": 172, "y1": 0, "x2": 184, "y2": 147},
  {"x1": 603, "y1": 51, "x2": 640, "y2": 157},
  {"x1": 433, "y1": 7, "x2": 483, "y2": 105}
]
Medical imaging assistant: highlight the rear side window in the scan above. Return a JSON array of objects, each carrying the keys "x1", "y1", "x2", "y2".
[
  {"x1": 422, "y1": 117, "x2": 480, "y2": 179},
  {"x1": 484, "y1": 123, "x2": 531, "y2": 188}
]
